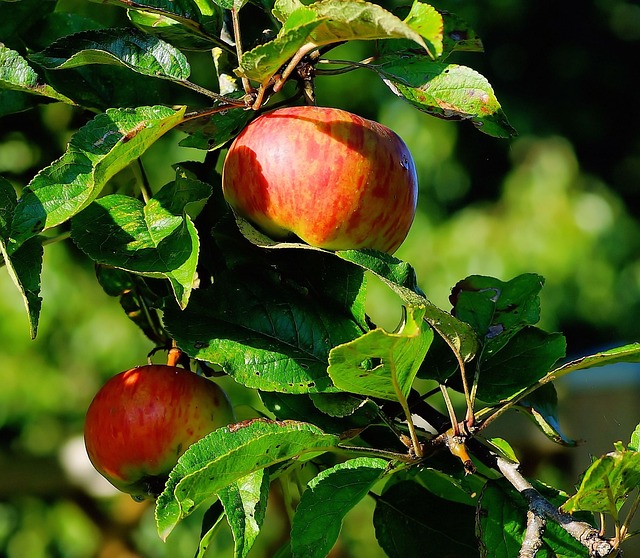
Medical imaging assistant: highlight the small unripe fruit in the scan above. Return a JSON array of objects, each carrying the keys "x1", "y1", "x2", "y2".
[
  {"x1": 222, "y1": 106, "x2": 418, "y2": 254},
  {"x1": 84, "y1": 365, "x2": 234, "y2": 500}
]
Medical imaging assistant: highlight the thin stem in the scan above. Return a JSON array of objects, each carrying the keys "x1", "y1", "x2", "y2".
[
  {"x1": 315, "y1": 56, "x2": 377, "y2": 75},
  {"x1": 231, "y1": 8, "x2": 254, "y2": 95},
  {"x1": 182, "y1": 103, "x2": 247, "y2": 124},
  {"x1": 133, "y1": 159, "x2": 152, "y2": 203},
  {"x1": 335, "y1": 443, "x2": 414, "y2": 464},
  {"x1": 619, "y1": 490, "x2": 640, "y2": 541},
  {"x1": 389, "y1": 360, "x2": 423, "y2": 457},
  {"x1": 433, "y1": 327, "x2": 474, "y2": 427},
  {"x1": 179, "y1": 79, "x2": 247, "y2": 103},
  {"x1": 439, "y1": 384, "x2": 460, "y2": 436},
  {"x1": 272, "y1": 42, "x2": 318, "y2": 94},
  {"x1": 42, "y1": 230, "x2": 71, "y2": 247}
]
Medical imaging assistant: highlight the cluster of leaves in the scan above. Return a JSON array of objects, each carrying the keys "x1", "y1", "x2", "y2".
[{"x1": 1, "y1": 0, "x2": 639, "y2": 557}]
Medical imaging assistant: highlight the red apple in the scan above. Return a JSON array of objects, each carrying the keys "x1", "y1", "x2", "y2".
[
  {"x1": 222, "y1": 106, "x2": 418, "y2": 254},
  {"x1": 84, "y1": 365, "x2": 234, "y2": 500}
]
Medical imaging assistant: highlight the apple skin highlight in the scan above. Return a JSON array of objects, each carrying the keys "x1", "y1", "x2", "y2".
[
  {"x1": 222, "y1": 106, "x2": 418, "y2": 254},
  {"x1": 84, "y1": 365, "x2": 234, "y2": 500}
]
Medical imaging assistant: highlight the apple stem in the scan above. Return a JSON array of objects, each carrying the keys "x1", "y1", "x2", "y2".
[
  {"x1": 272, "y1": 42, "x2": 318, "y2": 94},
  {"x1": 166, "y1": 341, "x2": 182, "y2": 368}
]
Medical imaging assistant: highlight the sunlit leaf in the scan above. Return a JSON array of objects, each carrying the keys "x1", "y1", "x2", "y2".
[
  {"x1": 10, "y1": 105, "x2": 186, "y2": 247},
  {"x1": 630, "y1": 423, "x2": 640, "y2": 452},
  {"x1": 238, "y1": 0, "x2": 428, "y2": 84},
  {"x1": 374, "y1": 55, "x2": 516, "y2": 138},
  {"x1": 71, "y1": 168, "x2": 210, "y2": 308},
  {"x1": 562, "y1": 446, "x2": 640, "y2": 514},
  {"x1": 219, "y1": 469, "x2": 270, "y2": 558},
  {"x1": 0, "y1": 44, "x2": 75, "y2": 105},
  {"x1": 547, "y1": 342, "x2": 640, "y2": 380},
  {"x1": 328, "y1": 306, "x2": 433, "y2": 401},
  {"x1": 516, "y1": 383, "x2": 577, "y2": 446},
  {"x1": 128, "y1": 9, "x2": 221, "y2": 50},
  {"x1": 156, "y1": 419, "x2": 339, "y2": 539},
  {"x1": 336, "y1": 249, "x2": 479, "y2": 364},
  {"x1": 402, "y1": 0, "x2": 442, "y2": 57},
  {"x1": 0, "y1": 177, "x2": 42, "y2": 338},
  {"x1": 30, "y1": 28, "x2": 192, "y2": 83},
  {"x1": 163, "y1": 269, "x2": 365, "y2": 393}
]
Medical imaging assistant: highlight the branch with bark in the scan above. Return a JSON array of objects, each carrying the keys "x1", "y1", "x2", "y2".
[{"x1": 495, "y1": 456, "x2": 615, "y2": 558}]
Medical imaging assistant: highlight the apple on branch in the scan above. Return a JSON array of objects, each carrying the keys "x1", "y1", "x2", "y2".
[
  {"x1": 222, "y1": 106, "x2": 419, "y2": 254},
  {"x1": 84, "y1": 364, "x2": 234, "y2": 500}
]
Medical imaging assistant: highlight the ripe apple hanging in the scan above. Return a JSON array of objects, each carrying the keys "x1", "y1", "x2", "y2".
[{"x1": 222, "y1": 106, "x2": 419, "y2": 254}]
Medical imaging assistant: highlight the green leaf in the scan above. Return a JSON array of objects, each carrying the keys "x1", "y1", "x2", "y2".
[
  {"x1": 547, "y1": 342, "x2": 640, "y2": 380},
  {"x1": 10, "y1": 105, "x2": 186, "y2": 247},
  {"x1": 178, "y1": 105, "x2": 254, "y2": 150},
  {"x1": 238, "y1": 0, "x2": 428, "y2": 84},
  {"x1": 336, "y1": 249, "x2": 479, "y2": 365},
  {"x1": 290, "y1": 457, "x2": 388, "y2": 558},
  {"x1": 415, "y1": 467, "x2": 481, "y2": 507},
  {"x1": 373, "y1": 480, "x2": 478, "y2": 557},
  {"x1": 102, "y1": 0, "x2": 223, "y2": 37},
  {"x1": 402, "y1": 0, "x2": 443, "y2": 58},
  {"x1": 307, "y1": 0, "x2": 427, "y2": 46},
  {"x1": 0, "y1": 176, "x2": 15, "y2": 241},
  {"x1": 451, "y1": 273, "x2": 544, "y2": 357},
  {"x1": 0, "y1": 90, "x2": 37, "y2": 117},
  {"x1": 0, "y1": 44, "x2": 75, "y2": 105},
  {"x1": 259, "y1": 391, "x2": 375, "y2": 435},
  {"x1": 373, "y1": 55, "x2": 516, "y2": 138},
  {"x1": 219, "y1": 469, "x2": 270, "y2": 558},
  {"x1": 211, "y1": 0, "x2": 249, "y2": 10},
  {"x1": 195, "y1": 501, "x2": 226, "y2": 558},
  {"x1": 562, "y1": 446, "x2": 640, "y2": 514},
  {"x1": 630, "y1": 423, "x2": 640, "y2": 452},
  {"x1": 515, "y1": 383, "x2": 577, "y2": 446},
  {"x1": 156, "y1": 419, "x2": 339, "y2": 539},
  {"x1": 237, "y1": 17, "x2": 324, "y2": 84},
  {"x1": 71, "y1": 168, "x2": 210, "y2": 308},
  {"x1": 127, "y1": 9, "x2": 222, "y2": 50},
  {"x1": 478, "y1": 479, "x2": 589, "y2": 558},
  {"x1": 328, "y1": 306, "x2": 433, "y2": 401},
  {"x1": 309, "y1": 392, "x2": 366, "y2": 418},
  {"x1": 0, "y1": 177, "x2": 43, "y2": 338},
  {"x1": 379, "y1": 4, "x2": 482, "y2": 59},
  {"x1": 30, "y1": 28, "x2": 192, "y2": 83},
  {"x1": 163, "y1": 269, "x2": 365, "y2": 393},
  {"x1": 475, "y1": 327, "x2": 566, "y2": 405}
]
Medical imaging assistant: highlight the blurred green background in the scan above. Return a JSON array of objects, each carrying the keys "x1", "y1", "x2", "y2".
[{"x1": 1, "y1": 0, "x2": 639, "y2": 556}]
